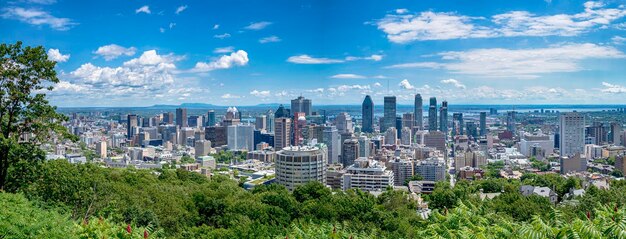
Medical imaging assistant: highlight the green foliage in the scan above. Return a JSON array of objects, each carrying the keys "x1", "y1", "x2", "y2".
[
  {"x1": 0, "y1": 193, "x2": 75, "y2": 238},
  {"x1": 403, "y1": 174, "x2": 423, "y2": 186},
  {"x1": 179, "y1": 155, "x2": 195, "y2": 164}
]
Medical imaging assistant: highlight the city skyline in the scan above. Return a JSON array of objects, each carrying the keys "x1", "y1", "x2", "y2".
[{"x1": 2, "y1": 0, "x2": 626, "y2": 106}]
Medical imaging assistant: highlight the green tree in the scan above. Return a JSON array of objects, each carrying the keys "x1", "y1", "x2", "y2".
[{"x1": 0, "y1": 41, "x2": 74, "y2": 190}]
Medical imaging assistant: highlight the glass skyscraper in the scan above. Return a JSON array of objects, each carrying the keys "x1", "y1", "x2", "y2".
[
  {"x1": 428, "y1": 97, "x2": 437, "y2": 131},
  {"x1": 361, "y1": 95, "x2": 374, "y2": 133},
  {"x1": 382, "y1": 96, "x2": 396, "y2": 132}
]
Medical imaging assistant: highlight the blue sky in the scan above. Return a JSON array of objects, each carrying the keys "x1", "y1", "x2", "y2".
[{"x1": 2, "y1": 0, "x2": 626, "y2": 106}]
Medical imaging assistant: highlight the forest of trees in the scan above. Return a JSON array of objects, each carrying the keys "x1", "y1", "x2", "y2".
[{"x1": 2, "y1": 160, "x2": 626, "y2": 238}]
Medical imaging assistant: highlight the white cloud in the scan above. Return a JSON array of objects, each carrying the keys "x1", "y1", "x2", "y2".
[
  {"x1": 159, "y1": 27, "x2": 165, "y2": 33},
  {"x1": 375, "y1": 2, "x2": 626, "y2": 43},
  {"x1": 345, "y1": 54, "x2": 383, "y2": 61},
  {"x1": 94, "y1": 44, "x2": 136, "y2": 61},
  {"x1": 612, "y1": 36, "x2": 626, "y2": 45},
  {"x1": 275, "y1": 90, "x2": 288, "y2": 97},
  {"x1": 213, "y1": 24, "x2": 220, "y2": 30},
  {"x1": 395, "y1": 9, "x2": 408, "y2": 14},
  {"x1": 47, "y1": 48, "x2": 70, "y2": 62},
  {"x1": 388, "y1": 43, "x2": 624, "y2": 78},
  {"x1": 214, "y1": 33, "x2": 231, "y2": 39},
  {"x1": 221, "y1": 93, "x2": 240, "y2": 99},
  {"x1": 440, "y1": 79, "x2": 466, "y2": 89},
  {"x1": 259, "y1": 35, "x2": 281, "y2": 43},
  {"x1": 307, "y1": 88, "x2": 325, "y2": 93},
  {"x1": 213, "y1": 46, "x2": 234, "y2": 54},
  {"x1": 1, "y1": 7, "x2": 77, "y2": 30},
  {"x1": 250, "y1": 90, "x2": 271, "y2": 97},
  {"x1": 25, "y1": 0, "x2": 57, "y2": 4},
  {"x1": 192, "y1": 50, "x2": 249, "y2": 72},
  {"x1": 398, "y1": 79, "x2": 415, "y2": 90},
  {"x1": 169, "y1": 22, "x2": 176, "y2": 29},
  {"x1": 601, "y1": 82, "x2": 626, "y2": 93},
  {"x1": 374, "y1": 82, "x2": 382, "y2": 87},
  {"x1": 244, "y1": 21, "x2": 272, "y2": 30},
  {"x1": 287, "y1": 55, "x2": 344, "y2": 64},
  {"x1": 337, "y1": 84, "x2": 370, "y2": 92},
  {"x1": 135, "y1": 5, "x2": 151, "y2": 14},
  {"x1": 175, "y1": 5, "x2": 187, "y2": 14},
  {"x1": 331, "y1": 74, "x2": 366, "y2": 79}
]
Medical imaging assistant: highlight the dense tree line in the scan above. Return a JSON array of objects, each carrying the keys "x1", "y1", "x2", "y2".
[{"x1": 2, "y1": 159, "x2": 626, "y2": 238}]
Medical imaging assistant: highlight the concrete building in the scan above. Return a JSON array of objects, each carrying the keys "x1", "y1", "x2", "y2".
[
  {"x1": 96, "y1": 141, "x2": 107, "y2": 158},
  {"x1": 422, "y1": 131, "x2": 446, "y2": 152},
  {"x1": 255, "y1": 115, "x2": 267, "y2": 131},
  {"x1": 335, "y1": 112, "x2": 354, "y2": 134},
  {"x1": 275, "y1": 146, "x2": 327, "y2": 191},
  {"x1": 519, "y1": 130, "x2": 554, "y2": 158},
  {"x1": 560, "y1": 112, "x2": 585, "y2": 156},
  {"x1": 454, "y1": 150, "x2": 487, "y2": 172},
  {"x1": 414, "y1": 158, "x2": 446, "y2": 182},
  {"x1": 205, "y1": 126, "x2": 227, "y2": 147},
  {"x1": 428, "y1": 97, "x2": 437, "y2": 131},
  {"x1": 195, "y1": 140, "x2": 212, "y2": 157},
  {"x1": 274, "y1": 118, "x2": 292, "y2": 150},
  {"x1": 391, "y1": 159, "x2": 414, "y2": 186},
  {"x1": 291, "y1": 96, "x2": 312, "y2": 116},
  {"x1": 384, "y1": 127, "x2": 397, "y2": 145},
  {"x1": 341, "y1": 157, "x2": 394, "y2": 192},
  {"x1": 560, "y1": 154, "x2": 586, "y2": 174},
  {"x1": 227, "y1": 124, "x2": 255, "y2": 151},
  {"x1": 358, "y1": 136, "x2": 372, "y2": 158},
  {"x1": 176, "y1": 108, "x2": 188, "y2": 128},
  {"x1": 382, "y1": 96, "x2": 396, "y2": 132},
  {"x1": 341, "y1": 139, "x2": 359, "y2": 167},
  {"x1": 401, "y1": 127, "x2": 412, "y2": 145},
  {"x1": 127, "y1": 114, "x2": 138, "y2": 139},
  {"x1": 323, "y1": 125, "x2": 340, "y2": 164}
]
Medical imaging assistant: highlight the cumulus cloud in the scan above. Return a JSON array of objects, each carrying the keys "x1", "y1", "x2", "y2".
[
  {"x1": 94, "y1": 44, "x2": 136, "y2": 61},
  {"x1": 440, "y1": 79, "x2": 466, "y2": 89},
  {"x1": 192, "y1": 50, "x2": 249, "y2": 72},
  {"x1": 221, "y1": 93, "x2": 241, "y2": 99},
  {"x1": 345, "y1": 54, "x2": 383, "y2": 61},
  {"x1": 259, "y1": 35, "x2": 281, "y2": 43},
  {"x1": 175, "y1": 5, "x2": 187, "y2": 14},
  {"x1": 135, "y1": 5, "x2": 151, "y2": 14},
  {"x1": 213, "y1": 24, "x2": 219, "y2": 30},
  {"x1": 47, "y1": 48, "x2": 70, "y2": 62},
  {"x1": 214, "y1": 33, "x2": 231, "y2": 39},
  {"x1": 250, "y1": 90, "x2": 271, "y2": 97},
  {"x1": 612, "y1": 36, "x2": 626, "y2": 45},
  {"x1": 213, "y1": 46, "x2": 234, "y2": 54},
  {"x1": 601, "y1": 82, "x2": 626, "y2": 93},
  {"x1": 244, "y1": 21, "x2": 272, "y2": 30},
  {"x1": 398, "y1": 79, "x2": 415, "y2": 90},
  {"x1": 375, "y1": 1, "x2": 626, "y2": 43},
  {"x1": 387, "y1": 43, "x2": 624, "y2": 78},
  {"x1": 287, "y1": 55, "x2": 344, "y2": 64},
  {"x1": 331, "y1": 74, "x2": 366, "y2": 79},
  {"x1": 1, "y1": 7, "x2": 77, "y2": 30}
]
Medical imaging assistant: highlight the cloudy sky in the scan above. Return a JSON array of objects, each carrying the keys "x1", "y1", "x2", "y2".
[{"x1": 2, "y1": 0, "x2": 626, "y2": 106}]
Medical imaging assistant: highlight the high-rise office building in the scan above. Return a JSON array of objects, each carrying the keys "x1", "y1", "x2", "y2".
[
  {"x1": 266, "y1": 110, "x2": 275, "y2": 133},
  {"x1": 428, "y1": 97, "x2": 437, "y2": 131},
  {"x1": 382, "y1": 96, "x2": 396, "y2": 132},
  {"x1": 293, "y1": 112, "x2": 307, "y2": 146},
  {"x1": 559, "y1": 112, "x2": 585, "y2": 156},
  {"x1": 206, "y1": 110, "x2": 216, "y2": 126},
  {"x1": 205, "y1": 126, "x2": 227, "y2": 147},
  {"x1": 384, "y1": 127, "x2": 397, "y2": 145},
  {"x1": 402, "y1": 113, "x2": 414, "y2": 130},
  {"x1": 162, "y1": 112, "x2": 174, "y2": 125},
  {"x1": 415, "y1": 94, "x2": 423, "y2": 130},
  {"x1": 610, "y1": 122, "x2": 623, "y2": 145},
  {"x1": 275, "y1": 146, "x2": 327, "y2": 191},
  {"x1": 480, "y1": 112, "x2": 487, "y2": 136},
  {"x1": 335, "y1": 112, "x2": 353, "y2": 134},
  {"x1": 227, "y1": 124, "x2": 255, "y2": 151},
  {"x1": 341, "y1": 139, "x2": 359, "y2": 167},
  {"x1": 506, "y1": 111, "x2": 516, "y2": 133},
  {"x1": 291, "y1": 96, "x2": 312, "y2": 116},
  {"x1": 223, "y1": 107, "x2": 241, "y2": 126},
  {"x1": 188, "y1": 115, "x2": 203, "y2": 128},
  {"x1": 255, "y1": 115, "x2": 267, "y2": 131},
  {"x1": 452, "y1": 113, "x2": 464, "y2": 136},
  {"x1": 439, "y1": 100, "x2": 448, "y2": 134},
  {"x1": 362, "y1": 95, "x2": 374, "y2": 133},
  {"x1": 275, "y1": 104, "x2": 290, "y2": 118},
  {"x1": 127, "y1": 114, "x2": 138, "y2": 139},
  {"x1": 274, "y1": 117, "x2": 292, "y2": 150},
  {"x1": 176, "y1": 108, "x2": 187, "y2": 128},
  {"x1": 323, "y1": 125, "x2": 340, "y2": 164}
]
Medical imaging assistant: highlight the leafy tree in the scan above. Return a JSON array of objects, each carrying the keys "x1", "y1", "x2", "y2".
[{"x1": 0, "y1": 41, "x2": 74, "y2": 190}]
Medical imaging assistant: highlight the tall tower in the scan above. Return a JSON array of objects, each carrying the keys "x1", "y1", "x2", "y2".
[
  {"x1": 274, "y1": 117, "x2": 292, "y2": 150},
  {"x1": 439, "y1": 100, "x2": 448, "y2": 134},
  {"x1": 127, "y1": 114, "x2": 138, "y2": 139},
  {"x1": 362, "y1": 95, "x2": 374, "y2": 133},
  {"x1": 383, "y1": 96, "x2": 396, "y2": 132},
  {"x1": 559, "y1": 112, "x2": 585, "y2": 156},
  {"x1": 428, "y1": 97, "x2": 437, "y2": 131},
  {"x1": 414, "y1": 94, "x2": 423, "y2": 130},
  {"x1": 479, "y1": 112, "x2": 487, "y2": 136},
  {"x1": 206, "y1": 110, "x2": 216, "y2": 126},
  {"x1": 176, "y1": 108, "x2": 187, "y2": 128},
  {"x1": 291, "y1": 96, "x2": 312, "y2": 116}
]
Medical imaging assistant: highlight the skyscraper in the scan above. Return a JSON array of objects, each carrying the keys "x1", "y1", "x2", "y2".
[
  {"x1": 428, "y1": 97, "x2": 437, "y2": 131},
  {"x1": 382, "y1": 96, "x2": 396, "y2": 132},
  {"x1": 439, "y1": 100, "x2": 448, "y2": 134},
  {"x1": 480, "y1": 112, "x2": 487, "y2": 136},
  {"x1": 274, "y1": 117, "x2": 292, "y2": 150},
  {"x1": 176, "y1": 108, "x2": 187, "y2": 128},
  {"x1": 206, "y1": 110, "x2": 216, "y2": 126},
  {"x1": 559, "y1": 112, "x2": 585, "y2": 156},
  {"x1": 255, "y1": 115, "x2": 267, "y2": 131},
  {"x1": 361, "y1": 95, "x2": 374, "y2": 133},
  {"x1": 506, "y1": 111, "x2": 516, "y2": 133},
  {"x1": 127, "y1": 114, "x2": 138, "y2": 139},
  {"x1": 323, "y1": 125, "x2": 340, "y2": 164},
  {"x1": 274, "y1": 104, "x2": 290, "y2": 118},
  {"x1": 452, "y1": 113, "x2": 464, "y2": 136},
  {"x1": 335, "y1": 112, "x2": 353, "y2": 134},
  {"x1": 341, "y1": 139, "x2": 359, "y2": 167},
  {"x1": 266, "y1": 110, "x2": 275, "y2": 133},
  {"x1": 162, "y1": 112, "x2": 174, "y2": 125},
  {"x1": 291, "y1": 96, "x2": 312, "y2": 116},
  {"x1": 414, "y1": 94, "x2": 423, "y2": 130}
]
